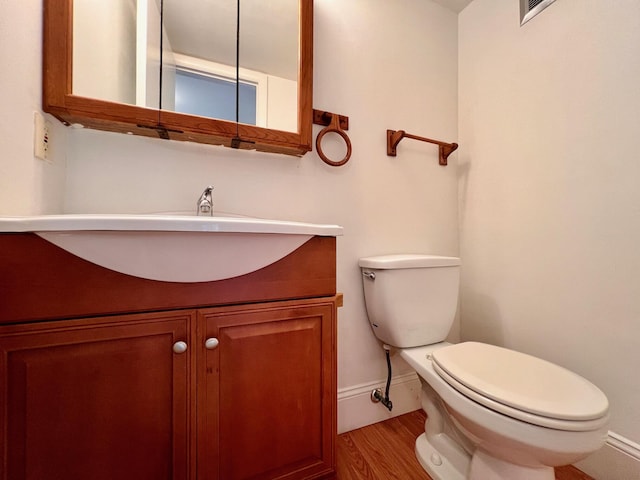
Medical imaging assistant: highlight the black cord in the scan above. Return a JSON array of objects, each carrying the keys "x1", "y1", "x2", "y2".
[
  {"x1": 159, "y1": 0, "x2": 164, "y2": 117},
  {"x1": 235, "y1": 0, "x2": 240, "y2": 136},
  {"x1": 384, "y1": 348, "x2": 392, "y2": 402}
]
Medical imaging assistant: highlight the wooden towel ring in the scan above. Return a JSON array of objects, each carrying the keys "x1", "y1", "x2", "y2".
[{"x1": 316, "y1": 114, "x2": 352, "y2": 167}]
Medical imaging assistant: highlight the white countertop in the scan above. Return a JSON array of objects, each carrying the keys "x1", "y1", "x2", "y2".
[{"x1": 0, "y1": 214, "x2": 344, "y2": 237}]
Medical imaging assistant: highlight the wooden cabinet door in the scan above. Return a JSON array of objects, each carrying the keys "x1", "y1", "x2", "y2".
[
  {"x1": 197, "y1": 299, "x2": 336, "y2": 480},
  {"x1": 0, "y1": 311, "x2": 193, "y2": 480}
]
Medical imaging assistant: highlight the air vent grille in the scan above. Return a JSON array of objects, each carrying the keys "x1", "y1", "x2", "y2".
[{"x1": 520, "y1": 0, "x2": 557, "y2": 26}]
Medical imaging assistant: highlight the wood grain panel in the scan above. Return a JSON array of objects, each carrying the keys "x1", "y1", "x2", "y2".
[
  {"x1": 337, "y1": 412, "x2": 431, "y2": 480},
  {"x1": 0, "y1": 311, "x2": 192, "y2": 480},
  {"x1": 0, "y1": 234, "x2": 335, "y2": 324},
  {"x1": 198, "y1": 299, "x2": 336, "y2": 479}
]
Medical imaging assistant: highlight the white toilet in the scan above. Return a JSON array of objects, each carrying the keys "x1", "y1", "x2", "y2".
[{"x1": 359, "y1": 254, "x2": 609, "y2": 480}]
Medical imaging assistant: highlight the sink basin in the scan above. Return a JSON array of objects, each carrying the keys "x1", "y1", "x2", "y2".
[{"x1": 0, "y1": 214, "x2": 343, "y2": 282}]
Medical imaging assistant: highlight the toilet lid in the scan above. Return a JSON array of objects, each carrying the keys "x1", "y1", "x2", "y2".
[{"x1": 431, "y1": 342, "x2": 609, "y2": 422}]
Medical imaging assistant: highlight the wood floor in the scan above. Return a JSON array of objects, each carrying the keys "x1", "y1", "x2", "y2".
[{"x1": 335, "y1": 410, "x2": 594, "y2": 480}]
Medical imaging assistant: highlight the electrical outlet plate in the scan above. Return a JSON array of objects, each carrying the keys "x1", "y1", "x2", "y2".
[{"x1": 34, "y1": 111, "x2": 51, "y2": 162}]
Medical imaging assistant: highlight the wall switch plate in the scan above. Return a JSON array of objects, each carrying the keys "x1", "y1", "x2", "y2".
[{"x1": 34, "y1": 111, "x2": 51, "y2": 162}]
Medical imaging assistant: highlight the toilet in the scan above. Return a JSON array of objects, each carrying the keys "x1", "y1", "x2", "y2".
[{"x1": 359, "y1": 254, "x2": 609, "y2": 480}]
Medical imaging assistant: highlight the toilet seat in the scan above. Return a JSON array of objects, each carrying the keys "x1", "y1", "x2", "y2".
[{"x1": 431, "y1": 342, "x2": 609, "y2": 432}]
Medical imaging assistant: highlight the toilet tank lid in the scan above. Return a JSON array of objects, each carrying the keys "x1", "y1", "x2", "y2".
[{"x1": 359, "y1": 254, "x2": 460, "y2": 269}]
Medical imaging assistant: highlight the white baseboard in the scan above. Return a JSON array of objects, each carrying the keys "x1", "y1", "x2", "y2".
[
  {"x1": 607, "y1": 431, "x2": 640, "y2": 461},
  {"x1": 576, "y1": 431, "x2": 640, "y2": 479},
  {"x1": 337, "y1": 372, "x2": 422, "y2": 434}
]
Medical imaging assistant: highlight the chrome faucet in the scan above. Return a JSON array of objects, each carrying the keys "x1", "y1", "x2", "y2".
[{"x1": 196, "y1": 186, "x2": 214, "y2": 216}]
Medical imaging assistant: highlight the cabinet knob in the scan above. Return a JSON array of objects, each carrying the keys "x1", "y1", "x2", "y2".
[
  {"x1": 205, "y1": 338, "x2": 219, "y2": 350},
  {"x1": 172, "y1": 341, "x2": 188, "y2": 354}
]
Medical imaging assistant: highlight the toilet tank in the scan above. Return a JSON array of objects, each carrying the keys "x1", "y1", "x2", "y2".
[{"x1": 359, "y1": 254, "x2": 460, "y2": 348}]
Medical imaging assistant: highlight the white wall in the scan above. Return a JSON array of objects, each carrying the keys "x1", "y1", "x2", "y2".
[
  {"x1": 0, "y1": 1, "x2": 66, "y2": 215},
  {"x1": 266, "y1": 75, "x2": 297, "y2": 132},
  {"x1": 60, "y1": 0, "x2": 460, "y2": 432},
  {"x1": 3, "y1": 0, "x2": 637, "y2": 476},
  {"x1": 458, "y1": 0, "x2": 640, "y2": 477},
  {"x1": 136, "y1": 0, "x2": 162, "y2": 108},
  {"x1": 73, "y1": 0, "x2": 137, "y2": 104}
]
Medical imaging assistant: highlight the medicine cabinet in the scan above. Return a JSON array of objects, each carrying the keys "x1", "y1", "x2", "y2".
[{"x1": 43, "y1": 0, "x2": 313, "y2": 156}]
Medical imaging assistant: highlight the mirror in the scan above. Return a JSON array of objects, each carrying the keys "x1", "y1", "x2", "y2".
[
  {"x1": 72, "y1": 0, "x2": 298, "y2": 130},
  {"x1": 44, "y1": 0, "x2": 313, "y2": 156},
  {"x1": 161, "y1": 0, "x2": 299, "y2": 132}
]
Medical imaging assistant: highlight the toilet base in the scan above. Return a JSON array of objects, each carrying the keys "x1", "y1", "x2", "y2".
[
  {"x1": 416, "y1": 432, "x2": 556, "y2": 480},
  {"x1": 415, "y1": 433, "x2": 468, "y2": 480},
  {"x1": 469, "y1": 450, "x2": 554, "y2": 480}
]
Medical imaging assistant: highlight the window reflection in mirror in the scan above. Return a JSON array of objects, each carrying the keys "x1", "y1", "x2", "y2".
[
  {"x1": 170, "y1": 53, "x2": 264, "y2": 125},
  {"x1": 72, "y1": 0, "x2": 300, "y2": 133}
]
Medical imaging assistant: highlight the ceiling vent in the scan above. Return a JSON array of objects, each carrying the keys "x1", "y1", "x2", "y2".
[{"x1": 520, "y1": 0, "x2": 557, "y2": 25}]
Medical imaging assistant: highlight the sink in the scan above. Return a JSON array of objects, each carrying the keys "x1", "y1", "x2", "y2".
[{"x1": 0, "y1": 214, "x2": 343, "y2": 282}]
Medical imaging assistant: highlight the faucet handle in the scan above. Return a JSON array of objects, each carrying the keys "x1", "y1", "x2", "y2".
[{"x1": 197, "y1": 186, "x2": 214, "y2": 216}]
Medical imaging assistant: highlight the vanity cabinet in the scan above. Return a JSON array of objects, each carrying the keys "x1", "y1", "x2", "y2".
[
  {"x1": 0, "y1": 233, "x2": 338, "y2": 480},
  {"x1": 198, "y1": 301, "x2": 336, "y2": 480},
  {"x1": 0, "y1": 311, "x2": 192, "y2": 480}
]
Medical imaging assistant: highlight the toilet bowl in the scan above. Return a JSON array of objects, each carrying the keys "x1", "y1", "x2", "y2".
[
  {"x1": 401, "y1": 343, "x2": 609, "y2": 480},
  {"x1": 359, "y1": 254, "x2": 609, "y2": 480}
]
